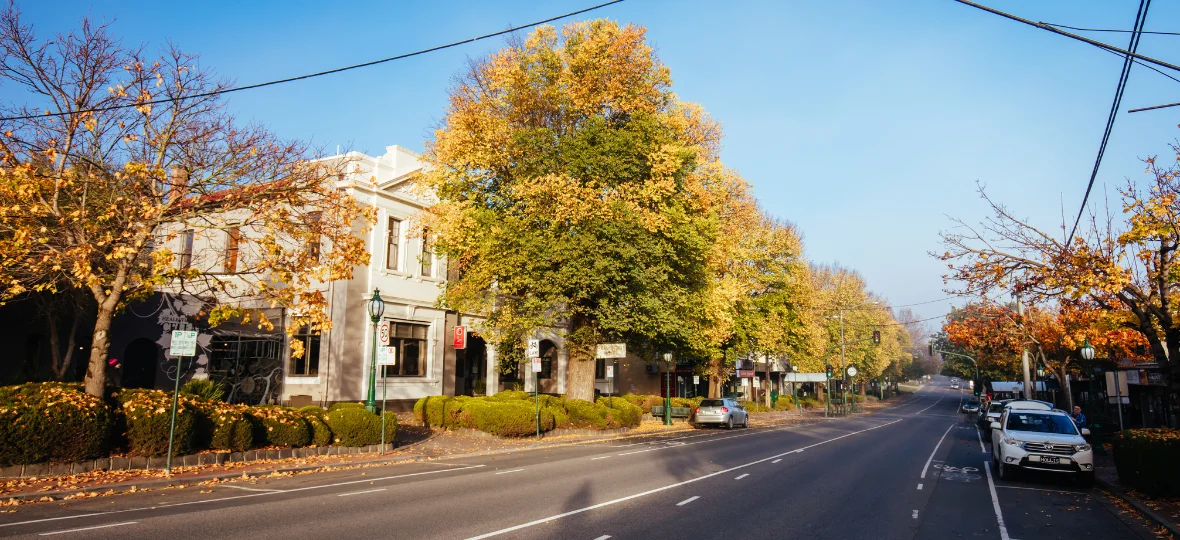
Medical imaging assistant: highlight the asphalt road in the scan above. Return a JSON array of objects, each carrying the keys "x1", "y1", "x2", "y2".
[{"x1": 0, "y1": 380, "x2": 1158, "y2": 539}]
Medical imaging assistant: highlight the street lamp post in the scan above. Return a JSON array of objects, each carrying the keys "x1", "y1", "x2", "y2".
[
  {"x1": 366, "y1": 289, "x2": 385, "y2": 413},
  {"x1": 663, "y1": 352, "x2": 673, "y2": 426}
]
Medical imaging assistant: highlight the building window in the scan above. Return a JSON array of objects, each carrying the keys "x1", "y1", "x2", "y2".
[
  {"x1": 306, "y1": 212, "x2": 322, "y2": 263},
  {"x1": 224, "y1": 226, "x2": 241, "y2": 273},
  {"x1": 382, "y1": 322, "x2": 428, "y2": 377},
  {"x1": 420, "y1": 228, "x2": 433, "y2": 277},
  {"x1": 596, "y1": 358, "x2": 606, "y2": 379},
  {"x1": 290, "y1": 324, "x2": 320, "y2": 376},
  {"x1": 539, "y1": 340, "x2": 556, "y2": 380},
  {"x1": 177, "y1": 230, "x2": 194, "y2": 269},
  {"x1": 386, "y1": 218, "x2": 401, "y2": 271}
]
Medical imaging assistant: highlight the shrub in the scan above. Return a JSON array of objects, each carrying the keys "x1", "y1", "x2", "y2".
[
  {"x1": 302, "y1": 411, "x2": 333, "y2": 447},
  {"x1": 0, "y1": 383, "x2": 112, "y2": 466},
  {"x1": 246, "y1": 406, "x2": 311, "y2": 448},
  {"x1": 457, "y1": 399, "x2": 542, "y2": 437},
  {"x1": 621, "y1": 394, "x2": 662, "y2": 414},
  {"x1": 117, "y1": 388, "x2": 201, "y2": 457},
  {"x1": 488, "y1": 390, "x2": 532, "y2": 402},
  {"x1": 413, "y1": 397, "x2": 429, "y2": 424},
  {"x1": 1114, "y1": 428, "x2": 1180, "y2": 496},
  {"x1": 799, "y1": 397, "x2": 820, "y2": 410},
  {"x1": 597, "y1": 397, "x2": 641, "y2": 428},
  {"x1": 328, "y1": 402, "x2": 366, "y2": 412},
  {"x1": 544, "y1": 404, "x2": 570, "y2": 429},
  {"x1": 566, "y1": 399, "x2": 617, "y2": 429},
  {"x1": 325, "y1": 407, "x2": 382, "y2": 447},
  {"x1": 180, "y1": 378, "x2": 224, "y2": 402},
  {"x1": 192, "y1": 402, "x2": 253, "y2": 452},
  {"x1": 299, "y1": 405, "x2": 327, "y2": 419},
  {"x1": 379, "y1": 411, "x2": 399, "y2": 444}
]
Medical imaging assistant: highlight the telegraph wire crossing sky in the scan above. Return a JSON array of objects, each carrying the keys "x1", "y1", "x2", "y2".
[{"x1": 8, "y1": 0, "x2": 1180, "y2": 326}]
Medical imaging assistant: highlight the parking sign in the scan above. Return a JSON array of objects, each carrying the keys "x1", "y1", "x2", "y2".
[{"x1": 170, "y1": 330, "x2": 198, "y2": 356}]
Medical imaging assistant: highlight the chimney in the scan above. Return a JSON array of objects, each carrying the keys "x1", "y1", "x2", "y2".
[{"x1": 167, "y1": 164, "x2": 189, "y2": 203}]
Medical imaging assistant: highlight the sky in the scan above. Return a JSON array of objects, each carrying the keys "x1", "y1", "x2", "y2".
[{"x1": 8, "y1": 0, "x2": 1180, "y2": 328}]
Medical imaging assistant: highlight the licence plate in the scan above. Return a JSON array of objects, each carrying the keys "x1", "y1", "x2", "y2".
[{"x1": 1038, "y1": 456, "x2": 1060, "y2": 464}]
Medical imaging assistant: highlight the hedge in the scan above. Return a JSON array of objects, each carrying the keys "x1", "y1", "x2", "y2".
[
  {"x1": 0, "y1": 383, "x2": 112, "y2": 466},
  {"x1": 328, "y1": 402, "x2": 367, "y2": 412},
  {"x1": 299, "y1": 409, "x2": 334, "y2": 447},
  {"x1": 192, "y1": 401, "x2": 253, "y2": 452},
  {"x1": 457, "y1": 399, "x2": 546, "y2": 437},
  {"x1": 597, "y1": 397, "x2": 642, "y2": 428},
  {"x1": 117, "y1": 388, "x2": 201, "y2": 457},
  {"x1": 1113, "y1": 428, "x2": 1180, "y2": 496},
  {"x1": 325, "y1": 407, "x2": 397, "y2": 447},
  {"x1": 246, "y1": 406, "x2": 311, "y2": 448}
]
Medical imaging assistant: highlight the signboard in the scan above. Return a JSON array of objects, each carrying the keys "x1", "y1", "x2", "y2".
[
  {"x1": 531, "y1": 358, "x2": 542, "y2": 373},
  {"x1": 1123, "y1": 370, "x2": 1142, "y2": 385},
  {"x1": 1105, "y1": 372, "x2": 1130, "y2": 397},
  {"x1": 753, "y1": 377, "x2": 760, "y2": 385},
  {"x1": 453, "y1": 326, "x2": 467, "y2": 349},
  {"x1": 378, "y1": 321, "x2": 390, "y2": 346},
  {"x1": 693, "y1": 375, "x2": 700, "y2": 385},
  {"x1": 737, "y1": 369, "x2": 755, "y2": 378},
  {"x1": 606, "y1": 365, "x2": 614, "y2": 378},
  {"x1": 378, "y1": 346, "x2": 397, "y2": 365},
  {"x1": 527, "y1": 339, "x2": 540, "y2": 359},
  {"x1": 170, "y1": 330, "x2": 198, "y2": 356},
  {"x1": 783, "y1": 373, "x2": 828, "y2": 383},
  {"x1": 596, "y1": 343, "x2": 626, "y2": 359}
]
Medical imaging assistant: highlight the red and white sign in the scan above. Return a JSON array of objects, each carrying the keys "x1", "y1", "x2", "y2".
[
  {"x1": 453, "y1": 325, "x2": 467, "y2": 349},
  {"x1": 737, "y1": 369, "x2": 755, "y2": 378},
  {"x1": 378, "y1": 321, "x2": 389, "y2": 346}
]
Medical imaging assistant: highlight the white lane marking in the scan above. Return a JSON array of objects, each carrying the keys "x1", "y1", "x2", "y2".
[
  {"x1": 676, "y1": 496, "x2": 699, "y2": 506},
  {"x1": 771, "y1": 459, "x2": 782, "y2": 464},
  {"x1": 494, "y1": 469, "x2": 524, "y2": 475},
  {"x1": 917, "y1": 483, "x2": 923, "y2": 490},
  {"x1": 615, "y1": 427, "x2": 777, "y2": 457},
  {"x1": 921, "y1": 424, "x2": 955, "y2": 479},
  {"x1": 916, "y1": 396, "x2": 945, "y2": 414},
  {"x1": 594, "y1": 536, "x2": 611, "y2": 540},
  {"x1": 39, "y1": 522, "x2": 136, "y2": 536},
  {"x1": 994, "y1": 485, "x2": 1085, "y2": 495},
  {"x1": 338, "y1": 488, "x2": 386, "y2": 497},
  {"x1": 734, "y1": 474, "x2": 749, "y2": 480},
  {"x1": 0, "y1": 465, "x2": 486, "y2": 529},
  {"x1": 975, "y1": 425, "x2": 987, "y2": 453},
  {"x1": 218, "y1": 484, "x2": 281, "y2": 492},
  {"x1": 983, "y1": 460, "x2": 1012, "y2": 540},
  {"x1": 611, "y1": 431, "x2": 719, "y2": 448},
  {"x1": 591, "y1": 456, "x2": 612, "y2": 461},
  {"x1": 465, "y1": 419, "x2": 903, "y2": 539},
  {"x1": 912, "y1": 510, "x2": 919, "y2": 519}
]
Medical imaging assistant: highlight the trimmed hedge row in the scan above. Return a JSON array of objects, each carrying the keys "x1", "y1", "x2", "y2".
[
  {"x1": 0, "y1": 383, "x2": 399, "y2": 465},
  {"x1": 1113, "y1": 428, "x2": 1180, "y2": 496},
  {"x1": 414, "y1": 391, "x2": 643, "y2": 437}
]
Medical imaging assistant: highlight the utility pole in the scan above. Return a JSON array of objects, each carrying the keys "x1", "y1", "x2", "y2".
[
  {"x1": 839, "y1": 309, "x2": 847, "y2": 413},
  {"x1": 1017, "y1": 295, "x2": 1032, "y2": 400}
]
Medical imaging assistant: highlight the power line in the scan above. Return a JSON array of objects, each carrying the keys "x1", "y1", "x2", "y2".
[
  {"x1": 1044, "y1": 23, "x2": 1180, "y2": 37},
  {"x1": 0, "y1": 0, "x2": 625, "y2": 122},
  {"x1": 1065, "y1": 0, "x2": 1150, "y2": 247}
]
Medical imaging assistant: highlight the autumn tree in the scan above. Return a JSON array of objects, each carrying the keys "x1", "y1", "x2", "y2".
[
  {"x1": 420, "y1": 20, "x2": 741, "y2": 400},
  {"x1": 939, "y1": 141, "x2": 1180, "y2": 394},
  {"x1": 0, "y1": 9, "x2": 371, "y2": 396},
  {"x1": 807, "y1": 265, "x2": 904, "y2": 396}
]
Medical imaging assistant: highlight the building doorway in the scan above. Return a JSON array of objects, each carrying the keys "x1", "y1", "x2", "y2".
[
  {"x1": 457, "y1": 334, "x2": 487, "y2": 396},
  {"x1": 122, "y1": 338, "x2": 160, "y2": 389}
]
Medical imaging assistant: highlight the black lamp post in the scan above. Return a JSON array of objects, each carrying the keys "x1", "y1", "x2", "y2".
[{"x1": 366, "y1": 289, "x2": 385, "y2": 413}]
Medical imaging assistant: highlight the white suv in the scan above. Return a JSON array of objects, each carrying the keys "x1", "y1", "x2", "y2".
[{"x1": 990, "y1": 408, "x2": 1094, "y2": 487}]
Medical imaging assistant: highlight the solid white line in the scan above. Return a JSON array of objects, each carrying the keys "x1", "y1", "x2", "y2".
[
  {"x1": 975, "y1": 425, "x2": 987, "y2": 453},
  {"x1": 734, "y1": 474, "x2": 749, "y2": 480},
  {"x1": 771, "y1": 459, "x2": 782, "y2": 464},
  {"x1": 218, "y1": 484, "x2": 281, "y2": 492},
  {"x1": 591, "y1": 456, "x2": 612, "y2": 460},
  {"x1": 917, "y1": 483, "x2": 923, "y2": 490},
  {"x1": 338, "y1": 488, "x2": 386, "y2": 497},
  {"x1": 593, "y1": 536, "x2": 611, "y2": 540},
  {"x1": 676, "y1": 496, "x2": 699, "y2": 506},
  {"x1": 994, "y1": 485, "x2": 1085, "y2": 495},
  {"x1": 921, "y1": 424, "x2": 955, "y2": 479},
  {"x1": 0, "y1": 465, "x2": 486, "y2": 529},
  {"x1": 39, "y1": 522, "x2": 136, "y2": 536},
  {"x1": 916, "y1": 396, "x2": 945, "y2": 414},
  {"x1": 615, "y1": 428, "x2": 774, "y2": 457},
  {"x1": 494, "y1": 469, "x2": 524, "y2": 475},
  {"x1": 464, "y1": 419, "x2": 903, "y2": 539},
  {"x1": 983, "y1": 460, "x2": 1012, "y2": 540}
]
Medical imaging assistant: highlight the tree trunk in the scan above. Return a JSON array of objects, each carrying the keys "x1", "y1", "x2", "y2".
[
  {"x1": 84, "y1": 305, "x2": 114, "y2": 397},
  {"x1": 763, "y1": 362, "x2": 772, "y2": 408},
  {"x1": 817, "y1": 384, "x2": 825, "y2": 402},
  {"x1": 563, "y1": 315, "x2": 596, "y2": 402},
  {"x1": 47, "y1": 312, "x2": 79, "y2": 380}
]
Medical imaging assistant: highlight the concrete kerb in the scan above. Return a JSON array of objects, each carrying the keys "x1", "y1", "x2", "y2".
[{"x1": 1096, "y1": 478, "x2": 1180, "y2": 538}]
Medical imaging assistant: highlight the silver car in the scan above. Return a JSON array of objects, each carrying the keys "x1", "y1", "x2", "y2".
[{"x1": 694, "y1": 398, "x2": 749, "y2": 429}]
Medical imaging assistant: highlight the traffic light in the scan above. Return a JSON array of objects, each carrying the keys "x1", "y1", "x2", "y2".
[
  {"x1": 872, "y1": 330, "x2": 880, "y2": 344},
  {"x1": 825, "y1": 364, "x2": 833, "y2": 378}
]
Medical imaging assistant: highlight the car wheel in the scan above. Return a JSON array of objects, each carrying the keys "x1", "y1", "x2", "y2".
[
  {"x1": 726, "y1": 417, "x2": 734, "y2": 430},
  {"x1": 983, "y1": 429, "x2": 991, "y2": 443},
  {"x1": 1076, "y1": 471, "x2": 1095, "y2": 489},
  {"x1": 997, "y1": 460, "x2": 1013, "y2": 481},
  {"x1": 743, "y1": 415, "x2": 749, "y2": 428}
]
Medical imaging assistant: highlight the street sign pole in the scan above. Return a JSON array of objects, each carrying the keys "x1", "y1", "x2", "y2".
[
  {"x1": 165, "y1": 329, "x2": 197, "y2": 475},
  {"x1": 166, "y1": 353, "x2": 183, "y2": 475},
  {"x1": 380, "y1": 363, "x2": 388, "y2": 454}
]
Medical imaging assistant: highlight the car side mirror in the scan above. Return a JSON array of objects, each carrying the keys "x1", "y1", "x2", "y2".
[
  {"x1": 989, "y1": 422, "x2": 1001, "y2": 430},
  {"x1": 1080, "y1": 428, "x2": 1091, "y2": 436}
]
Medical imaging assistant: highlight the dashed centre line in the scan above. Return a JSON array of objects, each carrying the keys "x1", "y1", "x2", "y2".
[
  {"x1": 912, "y1": 510, "x2": 919, "y2": 519},
  {"x1": 917, "y1": 483, "x2": 923, "y2": 490},
  {"x1": 39, "y1": 522, "x2": 137, "y2": 536},
  {"x1": 771, "y1": 459, "x2": 782, "y2": 464},
  {"x1": 338, "y1": 488, "x2": 386, "y2": 497},
  {"x1": 676, "y1": 496, "x2": 700, "y2": 506},
  {"x1": 494, "y1": 469, "x2": 524, "y2": 475},
  {"x1": 734, "y1": 474, "x2": 749, "y2": 480}
]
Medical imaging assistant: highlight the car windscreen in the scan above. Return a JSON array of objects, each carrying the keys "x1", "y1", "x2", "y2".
[
  {"x1": 700, "y1": 399, "x2": 725, "y2": 407},
  {"x1": 988, "y1": 404, "x2": 1006, "y2": 413},
  {"x1": 1004, "y1": 412, "x2": 1078, "y2": 435}
]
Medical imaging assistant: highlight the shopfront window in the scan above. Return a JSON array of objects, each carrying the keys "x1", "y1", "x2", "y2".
[{"x1": 382, "y1": 322, "x2": 429, "y2": 377}]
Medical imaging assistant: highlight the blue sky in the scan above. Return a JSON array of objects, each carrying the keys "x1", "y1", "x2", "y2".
[{"x1": 11, "y1": 0, "x2": 1180, "y2": 326}]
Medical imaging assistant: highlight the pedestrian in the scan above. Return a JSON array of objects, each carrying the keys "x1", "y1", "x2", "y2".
[{"x1": 1071, "y1": 405, "x2": 1087, "y2": 428}]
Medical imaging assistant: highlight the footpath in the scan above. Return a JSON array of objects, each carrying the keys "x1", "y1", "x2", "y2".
[{"x1": 1094, "y1": 452, "x2": 1180, "y2": 538}]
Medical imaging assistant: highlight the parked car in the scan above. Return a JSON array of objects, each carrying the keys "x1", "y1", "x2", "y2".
[
  {"x1": 960, "y1": 399, "x2": 980, "y2": 414},
  {"x1": 694, "y1": 398, "x2": 748, "y2": 429},
  {"x1": 981, "y1": 399, "x2": 1053, "y2": 440},
  {"x1": 950, "y1": 381, "x2": 960, "y2": 390},
  {"x1": 990, "y1": 407, "x2": 1094, "y2": 487}
]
